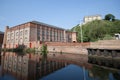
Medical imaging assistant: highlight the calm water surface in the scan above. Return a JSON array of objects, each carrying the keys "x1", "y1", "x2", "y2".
[{"x1": 0, "y1": 52, "x2": 120, "y2": 80}]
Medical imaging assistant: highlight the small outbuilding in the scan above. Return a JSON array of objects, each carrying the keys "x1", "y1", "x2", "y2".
[{"x1": 115, "y1": 33, "x2": 120, "y2": 40}]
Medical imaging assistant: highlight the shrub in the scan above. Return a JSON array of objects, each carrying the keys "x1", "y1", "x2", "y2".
[{"x1": 25, "y1": 48, "x2": 35, "y2": 53}]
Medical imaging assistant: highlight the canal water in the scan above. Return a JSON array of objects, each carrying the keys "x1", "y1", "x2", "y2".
[{"x1": 0, "y1": 52, "x2": 120, "y2": 80}]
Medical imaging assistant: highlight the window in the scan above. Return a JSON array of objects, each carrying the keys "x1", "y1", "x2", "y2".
[
  {"x1": 37, "y1": 36, "x2": 40, "y2": 40},
  {"x1": 37, "y1": 29, "x2": 40, "y2": 36},
  {"x1": 11, "y1": 33, "x2": 13, "y2": 37},
  {"x1": 7, "y1": 40, "x2": 9, "y2": 43},
  {"x1": 45, "y1": 29, "x2": 48, "y2": 40},
  {"x1": 16, "y1": 39, "x2": 18, "y2": 42},
  {"x1": 42, "y1": 30, "x2": 44, "y2": 36},
  {"x1": 11, "y1": 39, "x2": 14, "y2": 43},
  {"x1": 20, "y1": 31, "x2": 22, "y2": 36},
  {"x1": 46, "y1": 29, "x2": 48, "y2": 35},
  {"x1": 16, "y1": 32, "x2": 18, "y2": 36},
  {"x1": 42, "y1": 36, "x2": 44, "y2": 41},
  {"x1": 24, "y1": 37, "x2": 28, "y2": 42},
  {"x1": 7, "y1": 34, "x2": 10, "y2": 38},
  {"x1": 25, "y1": 30, "x2": 28, "y2": 35},
  {"x1": 50, "y1": 30, "x2": 52, "y2": 36}
]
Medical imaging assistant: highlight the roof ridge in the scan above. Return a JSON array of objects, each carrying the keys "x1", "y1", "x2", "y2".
[{"x1": 31, "y1": 20, "x2": 65, "y2": 30}]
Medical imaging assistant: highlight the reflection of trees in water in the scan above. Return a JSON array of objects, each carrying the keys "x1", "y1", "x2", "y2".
[
  {"x1": 89, "y1": 65, "x2": 109, "y2": 80},
  {"x1": 113, "y1": 72, "x2": 120, "y2": 80},
  {"x1": 88, "y1": 65, "x2": 120, "y2": 80},
  {"x1": 88, "y1": 56, "x2": 120, "y2": 69}
]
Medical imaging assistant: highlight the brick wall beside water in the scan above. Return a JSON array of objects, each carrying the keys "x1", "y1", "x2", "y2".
[{"x1": 45, "y1": 42, "x2": 90, "y2": 55}]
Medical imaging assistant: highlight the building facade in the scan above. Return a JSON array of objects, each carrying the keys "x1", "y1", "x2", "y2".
[
  {"x1": 83, "y1": 15, "x2": 102, "y2": 24},
  {"x1": 3, "y1": 21, "x2": 77, "y2": 48}
]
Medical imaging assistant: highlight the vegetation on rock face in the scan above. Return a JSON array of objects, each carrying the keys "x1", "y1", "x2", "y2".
[{"x1": 71, "y1": 15, "x2": 120, "y2": 42}]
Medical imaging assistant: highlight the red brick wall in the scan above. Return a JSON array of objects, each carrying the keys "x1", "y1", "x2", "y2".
[
  {"x1": 45, "y1": 42, "x2": 90, "y2": 47},
  {"x1": 45, "y1": 42, "x2": 90, "y2": 54},
  {"x1": 0, "y1": 34, "x2": 4, "y2": 48},
  {"x1": 90, "y1": 40, "x2": 120, "y2": 49}
]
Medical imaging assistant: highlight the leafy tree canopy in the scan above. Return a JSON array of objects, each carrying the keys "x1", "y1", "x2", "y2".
[{"x1": 104, "y1": 14, "x2": 115, "y2": 21}]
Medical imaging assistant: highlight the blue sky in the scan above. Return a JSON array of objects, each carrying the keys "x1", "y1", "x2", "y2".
[{"x1": 0, "y1": 0, "x2": 120, "y2": 32}]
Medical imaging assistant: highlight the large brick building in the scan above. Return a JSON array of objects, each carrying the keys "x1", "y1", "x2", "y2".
[
  {"x1": 0, "y1": 31, "x2": 4, "y2": 49},
  {"x1": 3, "y1": 21, "x2": 77, "y2": 48}
]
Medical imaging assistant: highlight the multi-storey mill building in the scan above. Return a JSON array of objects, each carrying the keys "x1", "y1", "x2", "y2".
[{"x1": 3, "y1": 21, "x2": 77, "y2": 48}]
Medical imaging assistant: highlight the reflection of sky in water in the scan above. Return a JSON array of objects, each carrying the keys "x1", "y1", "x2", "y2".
[
  {"x1": 41, "y1": 64, "x2": 84, "y2": 80},
  {"x1": 41, "y1": 64, "x2": 120, "y2": 80},
  {"x1": 0, "y1": 74, "x2": 16, "y2": 80},
  {"x1": 0, "y1": 64, "x2": 120, "y2": 80}
]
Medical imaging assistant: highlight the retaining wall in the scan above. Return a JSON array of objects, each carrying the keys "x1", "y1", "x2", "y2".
[
  {"x1": 47, "y1": 46, "x2": 88, "y2": 54},
  {"x1": 44, "y1": 42, "x2": 89, "y2": 54},
  {"x1": 90, "y1": 40, "x2": 120, "y2": 49}
]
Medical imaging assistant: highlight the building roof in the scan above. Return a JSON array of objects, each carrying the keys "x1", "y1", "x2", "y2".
[
  {"x1": 31, "y1": 21, "x2": 65, "y2": 30},
  {"x1": 10, "y1": 20, "x2": 65, "y2": 30},
  {"x1": 0, "y1": 31, "x2": 4, "y2": 34}
]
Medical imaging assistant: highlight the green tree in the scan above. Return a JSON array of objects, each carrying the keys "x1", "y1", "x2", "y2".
[
  {"x1": 105, "y1": 14, "x2": 115, "y2": 21},
  {"x1": 40, "y1": 43, "x2": 48, "y2": 57},
  {"x1": 71, "y1": 19, "x2": 120, "y2": 42}
]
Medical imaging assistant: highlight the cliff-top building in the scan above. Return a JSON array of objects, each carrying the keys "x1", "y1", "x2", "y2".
[
  {"x1": 3, "y1": 21, "x2": 77, "y2": 48},
  {"x1": 83, "y1": 15, "x2": 102, "y2": 24}
]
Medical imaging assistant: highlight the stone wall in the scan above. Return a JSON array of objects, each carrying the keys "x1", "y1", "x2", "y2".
[
  {"x1": 90, "y1": 40, "x2": 120, "y2": 49},
  {"x1": 45, "y1": 42, "x2": 90, "y2": 55},
  {"x1": 47, "y1": 46, "x2": 88, "y2": 54}
]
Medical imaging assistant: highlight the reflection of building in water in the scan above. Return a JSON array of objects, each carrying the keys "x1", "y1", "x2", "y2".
[{"x1": 1, "y1": 52, "x2": 68, "y2": 80}]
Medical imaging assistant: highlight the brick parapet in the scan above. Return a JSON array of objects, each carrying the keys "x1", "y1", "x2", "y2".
[
  {"x1": 90, "y1": 40, "x2": 120, "y2": 49},
  {"x1": 45, "y1": 42, "x2": 90, "y2": 47}
]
